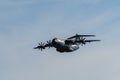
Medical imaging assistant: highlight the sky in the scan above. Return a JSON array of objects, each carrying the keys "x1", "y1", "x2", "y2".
[{"x1": 0, "y1": 0, "x2": 120, "y2": 80}]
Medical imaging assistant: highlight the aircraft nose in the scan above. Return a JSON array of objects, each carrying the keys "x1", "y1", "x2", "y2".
[
  {"x1": 52, "y1": 38, "x2": 57, "y2": 44},
  {"x1": 52, "y1": 38, "x2": 58, "y2": 47}
]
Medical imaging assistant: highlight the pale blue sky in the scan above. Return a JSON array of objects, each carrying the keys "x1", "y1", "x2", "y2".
[{"x1": 0, "y1": 0, "x2": 120, "y2": 80}]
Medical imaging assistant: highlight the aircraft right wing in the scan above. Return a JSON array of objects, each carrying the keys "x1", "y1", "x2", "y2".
[{"x1": 84, "y1": 40, "x2": 101, "y2": 42}]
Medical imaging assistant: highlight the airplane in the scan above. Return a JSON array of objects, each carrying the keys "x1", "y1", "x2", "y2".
[{"x1": 34, "y1": 34, "x2": 100, "y2": 53}]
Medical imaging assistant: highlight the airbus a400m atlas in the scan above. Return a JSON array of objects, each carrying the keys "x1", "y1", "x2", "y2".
[{"x1": 34, "y1": 34, "x2": 100, "y2": 53}]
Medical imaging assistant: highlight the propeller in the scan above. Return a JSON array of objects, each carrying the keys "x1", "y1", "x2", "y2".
[
  {"x1": 80, "y1": 37, "x2": 86, "y2": 46},
  {"x1": 46, "y1": 40, "x2": 53, "y2": 48},
  {"x1": 34, "y1": 42, "x2": 45, "y2": 51}
]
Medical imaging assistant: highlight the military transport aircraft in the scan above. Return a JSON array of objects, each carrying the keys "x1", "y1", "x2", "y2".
[{"x1": 34, "y1": 34, "x2": 100, "y2": 53}]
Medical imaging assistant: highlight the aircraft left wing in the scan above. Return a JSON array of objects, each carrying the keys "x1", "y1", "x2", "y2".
[{"x1": 67, "y1": 34, "x2": 95, "y2": 39}]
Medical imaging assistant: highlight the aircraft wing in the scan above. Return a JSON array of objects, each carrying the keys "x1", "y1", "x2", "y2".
[
  {"x1": 67, "y1": 34, "x2": 95, "y2": 39},
  {"x1": 75, "y1": 40, "x2": 100, "y2": 46},
  {"x1": 84, "y1": 40, "x2": 101, "y2": 42}
]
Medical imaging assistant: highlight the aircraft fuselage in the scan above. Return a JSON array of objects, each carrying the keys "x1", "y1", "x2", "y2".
[{"x1": 52, "y1": 38, "x2": 79, "y2": 52}]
